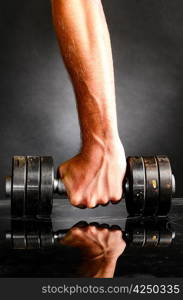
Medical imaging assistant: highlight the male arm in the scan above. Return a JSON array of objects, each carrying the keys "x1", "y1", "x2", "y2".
[{"x1": 51, "y1": 0, "x2": 126, "y2": 208}]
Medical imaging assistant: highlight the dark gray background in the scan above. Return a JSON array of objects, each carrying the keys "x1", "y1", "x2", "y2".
[{"x1": 0, "y1": 0, "x2": 183, "y2": 197}]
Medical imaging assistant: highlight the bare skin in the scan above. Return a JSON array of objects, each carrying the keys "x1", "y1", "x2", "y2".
[
  {"x1": 59, "y1": 223, "x2": 126, "y2": 278},
  {"x1": 51, "y1": 0, "x2": 126, "y2": 208}
]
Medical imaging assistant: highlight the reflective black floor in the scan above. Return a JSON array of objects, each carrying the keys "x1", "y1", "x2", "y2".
[{"x1": 0, "y1": 198, "x2": 182, "y2": 277}]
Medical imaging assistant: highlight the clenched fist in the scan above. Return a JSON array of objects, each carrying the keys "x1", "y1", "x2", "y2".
[{"x1": 58, "y1": 140, "x2": 126, "y2": 208}]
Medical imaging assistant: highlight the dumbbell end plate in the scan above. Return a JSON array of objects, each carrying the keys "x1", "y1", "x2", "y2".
[
  {"x1": 5, "y1": 176, "x2": 12, "y2": 198},
  {"x1": 172, "y1": 174, "x2": 176, "y2": 195}
]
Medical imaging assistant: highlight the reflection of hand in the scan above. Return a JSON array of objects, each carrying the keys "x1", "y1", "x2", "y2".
[
  {"x1": 58, "y1": 141, "x2": 126, "y2": 208},
  {"x1": 59, "y1": 223, "x2": 126, "y2": 278}
]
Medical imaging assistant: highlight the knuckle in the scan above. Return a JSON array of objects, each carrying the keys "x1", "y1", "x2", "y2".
[
  {"x1": 86, "y1": 199, "x2": 97, "y2": 208},
  {"x1": 113, "y1": 229, "x2": 122, "y2": 236},
  {"x1": 89, "y1": 222, "x2": 99, "y2": 227},
  {"x1": 110, "y1": 225, "x2": 121, "y2": 231},
  {"x1": 58, "y1": 165, "x2": 65, "y2": 179},
  {"x1": 87, "y1": 225, "x2": 97, "y2": 233},
  {"x1": 110, "y1": 196, "x2": 119, "y2": 202},
  {"x1": 117, "y1": 188, "x2": 123, "y2": 199},
  {"x1": 121, "y1": 240, "x2": 126, "y2": 250},
  {"x1": 87, "y1": 203, "x2": 96, "y2": 209},
  {"x1": 99, "y1": 227, "x2": 109, "y2": 233},
  {"x1": 100, "y1": 223, "x2": 109, "y2": 229},
  {"x1": 110, "y1": 191, "x2": 122, "y2": 202},
  {"x1": 71, "y1": 227, "x2": 82, "y2": 236},
  {"x1": 98, "y1": 198, "x2": 109, "y2": 205},
  {"x1": 70, "y1": 197, "x2": 81, "y2": 206}
]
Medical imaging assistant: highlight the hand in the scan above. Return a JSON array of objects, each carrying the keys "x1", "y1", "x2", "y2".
[
  {"x1": 59, "y1": 223, "x2": 126, "y2": 278},
  {"x1": 58, "y1": 139, "x2": 126, "y2": 208}
]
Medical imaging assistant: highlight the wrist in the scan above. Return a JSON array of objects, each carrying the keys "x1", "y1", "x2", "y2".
[
  {"x1": 81, "y1": 133, "x2": 124, "y2": 158},
  {"x1": 81, "y1": 142, "x2": 125, "y2": 165},
  {"x1": 78, "y1": 255, "x2": 118, "y2": 278},
  {"x1": 78, "y1": 101, "x2": 120, "y2": 151}
]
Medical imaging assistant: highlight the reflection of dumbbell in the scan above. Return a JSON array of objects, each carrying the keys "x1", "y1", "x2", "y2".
[
  {"x1": 5, "y1": 155, "x2": 175, "y2": 218},
  {"x1": 125, "y1": 217, "x2": 175, "y2": 247},
  {"x1": 1, "y1": 217, "x2": 175, "y2": 250},
  {"x1": 3, "y1": 219, "x2": 58, "y2": 250}
]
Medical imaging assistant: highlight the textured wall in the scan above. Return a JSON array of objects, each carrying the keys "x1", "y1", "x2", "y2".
[{"x1": 0, "y1": 0, "x2": 183, "y2": 197}]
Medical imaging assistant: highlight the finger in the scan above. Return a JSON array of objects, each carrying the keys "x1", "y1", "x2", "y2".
[
  {"x1": 76, "y1": 204, "x2": 87, "y2": 209},
  {"x1": 89, "y1": 222, "x2": 100, "y2": 227},
  {"x1": 86, "y1": 199, "x2": 97, "y2": 209},
  {"x1": 57, "y1": 164, "x2": 65, "y2": 179},
  {"x1": 90, "y1": 204, "x2": 99, "y2": 209},
  {"x1": 97, "y1": 198, "x2": 109, "y2": 207},
  {"x1": 73, "y1": 221, "x2": 88, "y2": 228},
  {"x1": 99, "y1": 223, "x2": 110, "y2": 229},
  {"x1": 110, "y1": 225, "x2": 122, "y2": 231},
  {"x1": 111, "y1": 199, "x2": 121, "y2": 205},
  {"x1": 100, "y1": 203, "x2": 109, "y2": 207}
]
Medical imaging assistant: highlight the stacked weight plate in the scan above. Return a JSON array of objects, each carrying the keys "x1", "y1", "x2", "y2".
[
  {"x1": 9, "y1": 156, "x2": 54, "y2": 217},
  {"x1": 6, "y1": 155, "x2": 175, "y2": 218},
  {"x1": 125, "y1": 156, "x2": 175, "y2": 216}
]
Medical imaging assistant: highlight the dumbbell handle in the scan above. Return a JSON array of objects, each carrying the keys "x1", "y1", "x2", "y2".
[
  {"x1": 54, "y1": 178, "x2": 67, "y2": 194},
  {"x1": 53, "y1": 175, "x2": 176, "y2": 196}
]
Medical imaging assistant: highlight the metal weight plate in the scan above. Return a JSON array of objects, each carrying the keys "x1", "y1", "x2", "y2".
[
  {"x1": 39, "y1": 157, "x2": 54, "y2": 217},
  {"x1": 39, "y1": 219, "x2": 54, "y2": 248},
  {"x1": 125, "y1": 217, "x2": 174, "y2": 248},
  {"x1": 125, "y1": 218, "x2": 146, "y2": 247},
  {"x1": 131, "y1": 227, "x2": 146, "y2": 247},
  {"x1": 156, "y1": 156, "x2": 172, "y2": 216},
  {"x1": 125, "y1": 157, "x2": 146, "y2": 215},
  {"x1": 158, "y1": 230, "x2": 174, "y2": 247},
  {"x1": 11, "y1": 156, "x2": 27, "y2": 217},
  {"x1": 2, "y1": 232, "x2": 12, "y2": 249},
  {"x1": 26, "y1": 156, "x2": 41, "y2": 216},
  {"x1": 25, "y1": 221, "x2": 40, "y2": 249},
  {"x1": 144, "y1": 229, "x2": 159, "y2": 247},
  {"x1": 143, "y1": 157, "x2": 159, "y2": 216},
  {"x1": 12, "y1": 220, "x2": 26, "y2": 250},
  {"x1": 157, "y1": 218, "x2": 174, "y2": 247}
]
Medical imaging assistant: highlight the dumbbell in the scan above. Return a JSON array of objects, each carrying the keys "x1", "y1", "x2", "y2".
[
  {"x1": 1, "y1": 217, "x2": 175, "y2": 250},
  {"x1": 125, "y1": 217, "x2": 175, "y2": 248},
  {"x1": 5, "y1": 155, "x2": 175, "y2": 218}
]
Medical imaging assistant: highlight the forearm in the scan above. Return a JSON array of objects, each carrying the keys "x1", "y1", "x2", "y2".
[{"x1": 51, "y1": 0, "x2": 120, "y2": 153}]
